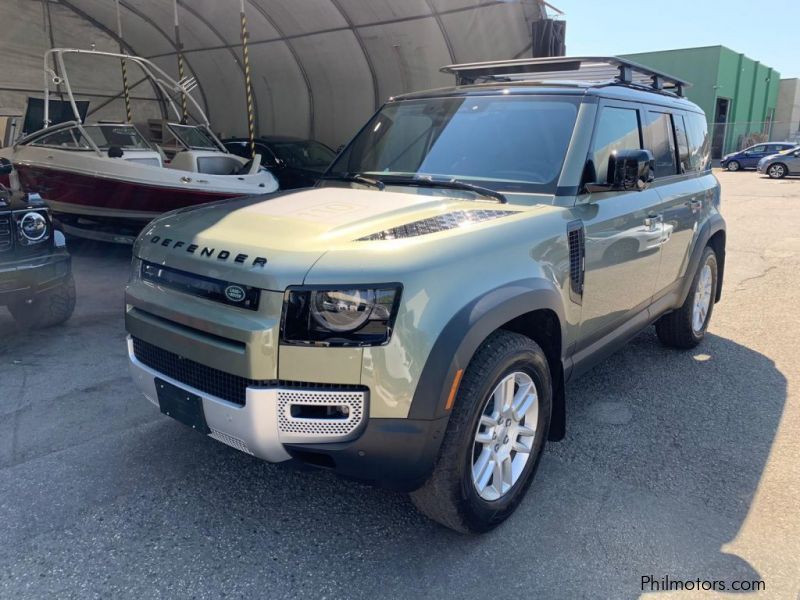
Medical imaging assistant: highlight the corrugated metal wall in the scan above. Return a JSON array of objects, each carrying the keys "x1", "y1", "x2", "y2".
[{"x1": 0, "y1": 0, "x2": 545, "y2": 147}]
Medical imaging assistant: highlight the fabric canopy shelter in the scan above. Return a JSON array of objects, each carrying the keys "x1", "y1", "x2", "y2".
[{"x1": 0, "y1": 0, "x2": 549, "y2": 147}]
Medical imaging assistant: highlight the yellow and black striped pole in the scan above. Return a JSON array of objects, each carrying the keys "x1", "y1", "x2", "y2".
[
  {"x1": 115, "y1": 0, "x2": 133, "y2": 123},
  {"x1": 240, "y1": 0, "x2": 256, "y2": 159},
  {"x1": 173, "y1": 0, "x2": 188, "y2": 124}
]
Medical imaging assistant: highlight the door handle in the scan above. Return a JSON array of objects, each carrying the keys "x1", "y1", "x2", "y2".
[
  {"x1": 686, "y1": 199, "x2": 702, "y2": 213},
  {"x1": 644, "y1": 214, "x2": 662, "y2": 230}
]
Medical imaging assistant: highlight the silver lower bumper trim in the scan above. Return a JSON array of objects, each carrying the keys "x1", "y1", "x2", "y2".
[{"x1": 128, "y1": 337, "x2": 291, "y2": 462}]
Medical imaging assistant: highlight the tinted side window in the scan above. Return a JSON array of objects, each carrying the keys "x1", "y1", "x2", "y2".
[
  {"x1": 225, "y1": 142, "x2": 249, "y2": 158},
  {"x1": 645, "y1": 111, "x2": 677, "y2": 178},
  {"x1": 685, "y1": 113, "x2": 710, "y2": 171},
  {"x1": 751, "y1": 145, "x2": 768, "y2": 153},
  {"x1": 255, "y1": 144, "x2": 277, "y2": 166},
  {"x1": 591, "y1": 106, "x2": 641, "y2": 184},
  {"x1": 674, "y1": 114, "x2": 691, "y2": 174}
]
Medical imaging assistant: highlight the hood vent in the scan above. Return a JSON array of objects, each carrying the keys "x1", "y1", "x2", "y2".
[{"x1": 357, "y1": 209, "x2": 517, "y2": 241}]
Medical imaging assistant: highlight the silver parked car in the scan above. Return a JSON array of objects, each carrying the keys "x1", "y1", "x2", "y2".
[{"x1": 757, "y1": 146, "x2": 800, "y2": 179}]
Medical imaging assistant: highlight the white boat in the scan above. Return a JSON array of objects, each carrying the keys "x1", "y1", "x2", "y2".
[{"x1": 0, "y1": 48, "x2": 278, "y2": 243}]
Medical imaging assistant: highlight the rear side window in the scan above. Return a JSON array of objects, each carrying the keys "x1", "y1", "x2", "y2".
[
  {"x1": 645, "y1": 111, "x2": 677, "y2": 178},
  {"x1": 674, "y1": 115, "x2": 691, "y2": 174},
  {"x1": 591, "y1": 106, "x2": 641, "y2": 184},
  {"x1": 685, "y1": 113, "x2": 710, "y2": 171}
]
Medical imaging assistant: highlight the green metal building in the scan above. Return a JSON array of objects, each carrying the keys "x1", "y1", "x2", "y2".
[{"x1": 621, "y1": 46, "x2": 781, "y2": 157}]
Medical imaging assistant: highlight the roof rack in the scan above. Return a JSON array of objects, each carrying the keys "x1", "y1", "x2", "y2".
[{"x1": 441, "y1": 56, "x2": 690, "y2": 97}]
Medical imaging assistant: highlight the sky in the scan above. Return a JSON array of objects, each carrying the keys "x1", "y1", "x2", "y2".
[{"x1": 550, "y1": 0, "x2": 798, "y2": 78}]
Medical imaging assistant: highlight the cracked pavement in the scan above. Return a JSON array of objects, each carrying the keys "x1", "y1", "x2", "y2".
[{"x1": 0, "y1": 170, "x2": 798, "y2": 599}]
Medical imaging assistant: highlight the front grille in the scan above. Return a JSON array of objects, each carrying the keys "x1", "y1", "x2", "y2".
[
  {"x1": 132, "y1": 338, "x2": 366, "y2": 407},
  {"x1": 141, "y1": 261, "x2": 261, "y2": 311},
  {"x1": 132, "y1": 337, "x2": 272, "y2": 406},
  {"x1": 0, "y1": 215, "x2": 12, "y2": 253},
  {"x1": 358, "y1": 210, "x2": 518, "y2": 241}
]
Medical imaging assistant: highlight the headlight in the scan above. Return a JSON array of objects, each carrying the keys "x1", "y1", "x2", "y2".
[
  {"x1": 14, "y1": 210, "x2": 50, "y2": 245},
  {"x1": 282, "y1": 285, "x2": 401, "y2": 346}
]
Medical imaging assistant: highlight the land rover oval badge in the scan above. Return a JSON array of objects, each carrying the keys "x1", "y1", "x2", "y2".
[{"x1": 224, "y1": 285, "x2": 246, "y2": 302}]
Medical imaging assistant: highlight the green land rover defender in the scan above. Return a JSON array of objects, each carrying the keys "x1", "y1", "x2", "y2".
[{"x1": 125, "y1": 57, "x2": 726, "y2": 533}]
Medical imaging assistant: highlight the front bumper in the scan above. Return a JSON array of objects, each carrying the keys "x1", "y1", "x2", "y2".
[
  {"x1": 128, "y1": 336, "x2": 447, "y2": 490},
  {"x1": 0, "y1": 250, "x2": 71, "y2": 304}
]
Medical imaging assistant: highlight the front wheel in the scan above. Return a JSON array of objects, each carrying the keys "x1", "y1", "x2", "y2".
[
  {"x1": 726, "y1": 160, "x2": 741, "y2": 172},
  {"x1": 767, "y1": 163, "x2": 787, "y2": 179},
  {"x1": 655, "y1": 247, "x2": 718, "y2": 349},
  {"x1": 410, "y1": 330, "x2": 551, "y2": 533},
  {"x1": 8, "y1": 274, "x2": 76, "y2": 329}
]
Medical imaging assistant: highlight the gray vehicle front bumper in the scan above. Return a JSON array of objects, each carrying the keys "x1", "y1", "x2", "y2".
[{"x1": 127, "y1": 337, "x2": 367, "y2": 462}]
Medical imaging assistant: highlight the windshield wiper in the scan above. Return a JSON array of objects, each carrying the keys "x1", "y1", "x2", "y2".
[
  {"x1": 320, "y1": 172, "x2": 385, "y2": 190},
  {"x1": 381, "y1": 176, "x2": 507, "y2": 204}
]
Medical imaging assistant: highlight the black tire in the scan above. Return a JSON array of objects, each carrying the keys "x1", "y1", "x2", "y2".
[
  {"x1": 8, "y1": 274, "x2": 76, "y2": 329},
  {"x1": 655, "y1": 247, "x2": 717, "y2": 349},
  {"x1": 726, "y1": 160, "x2": 741, "y2": 172},
  {"x1": 767, "y1": 163, "x2": 787, "y2": 179},
  {"x1": 410, "y1": 330, "x2": 552, "y2": 534}
]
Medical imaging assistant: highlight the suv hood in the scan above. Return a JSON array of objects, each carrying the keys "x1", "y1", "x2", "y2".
[{"x1": 135, "y1": 187, "x2": 524, "y2": 290}]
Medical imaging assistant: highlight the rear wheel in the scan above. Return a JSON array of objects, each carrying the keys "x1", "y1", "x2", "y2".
[
  {"x1": 726, "y1": 160, "x2": 741, "y2": 172},
  {"x1": 410, "y1": 330, "x2": 551, "y2": 533},
  {"x1": 767, "y1": 163, "x2": 787, "y2": 179},
  {"x1": 655, "y1": 247, "x2": 717, "y2": 349},
  {"x1": 8, "y1": 274, "x2": 76, "y2": 329}
]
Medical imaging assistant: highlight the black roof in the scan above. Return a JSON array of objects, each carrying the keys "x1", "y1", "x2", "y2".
[
  {"x1": 392, "y1": 82, "x2": 702, "y2": 114},
  {"x1": 440, "y1": 56, "x2": 691, "y2": 96},
  {"x1": 391, "y1": 57, "x2": 702, "y2": 114}
]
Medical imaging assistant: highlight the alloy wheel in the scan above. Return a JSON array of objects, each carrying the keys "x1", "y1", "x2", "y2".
[
  {"x1": 692, "y1": 263, "x2": 713, "y2": 334},
  {"x1": 471, "y1": 371, "x2": 538, "y2": 501},
  {"x1": 768, "y1": 164, "x2": 786, "y2": 179}
]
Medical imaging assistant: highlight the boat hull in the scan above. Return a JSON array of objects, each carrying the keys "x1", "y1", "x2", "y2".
[{"x1": 15, "y1": 164, "x2": 241, "y2": 219}]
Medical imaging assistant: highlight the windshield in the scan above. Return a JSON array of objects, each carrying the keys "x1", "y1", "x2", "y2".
[
  {"x1": 83, "y1": 125, "x2": 151, "y2": 150},
  {"x1": 270, "y1": 141, "x2": 336, "y2": 172},
  {"x1": 168, "y1": 124, "x2": 219, "y2": 150},
  {"x1": 329, "y1": 95, "x2": 579, "y2": 193}
]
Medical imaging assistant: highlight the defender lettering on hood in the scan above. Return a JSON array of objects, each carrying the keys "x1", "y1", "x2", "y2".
[{"x1": 149, "y1": 235, "x2": 267, "y2": 267}]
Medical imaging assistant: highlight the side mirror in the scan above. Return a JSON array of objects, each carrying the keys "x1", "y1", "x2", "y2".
[
  {"x1": 0, "y1": 157, "x2": 12, "y2": 176},
  {"x1": 584, "y1": 150, "x2": 654, "y2": 194},
  {"x1": 601, "y1": 149, "x2": 654, "y2": 192},
  {"x1": 107, "y1": 146, "x2": 124, "y2": 158}
]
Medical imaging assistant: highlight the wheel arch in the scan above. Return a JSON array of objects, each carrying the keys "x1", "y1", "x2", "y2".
[
  {"x1": 409, "y1": 278, "x2": 567, "y2": 441},
  {"x1": 707, "y1": 229, "x2": 726, "y2": 302},
  {"x1": 678, "y1": 214, "x2": 726, "y2": 306}
]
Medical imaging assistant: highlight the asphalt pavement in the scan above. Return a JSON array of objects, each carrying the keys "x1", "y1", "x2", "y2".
[{"x1": 0, "y1": 170, "x2": 798, "y2": 599}]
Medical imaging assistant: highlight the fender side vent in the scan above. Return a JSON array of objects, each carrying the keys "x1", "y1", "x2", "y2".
[{"x1": 567, "y1": 220, "x2": 585, "y2": 304}]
